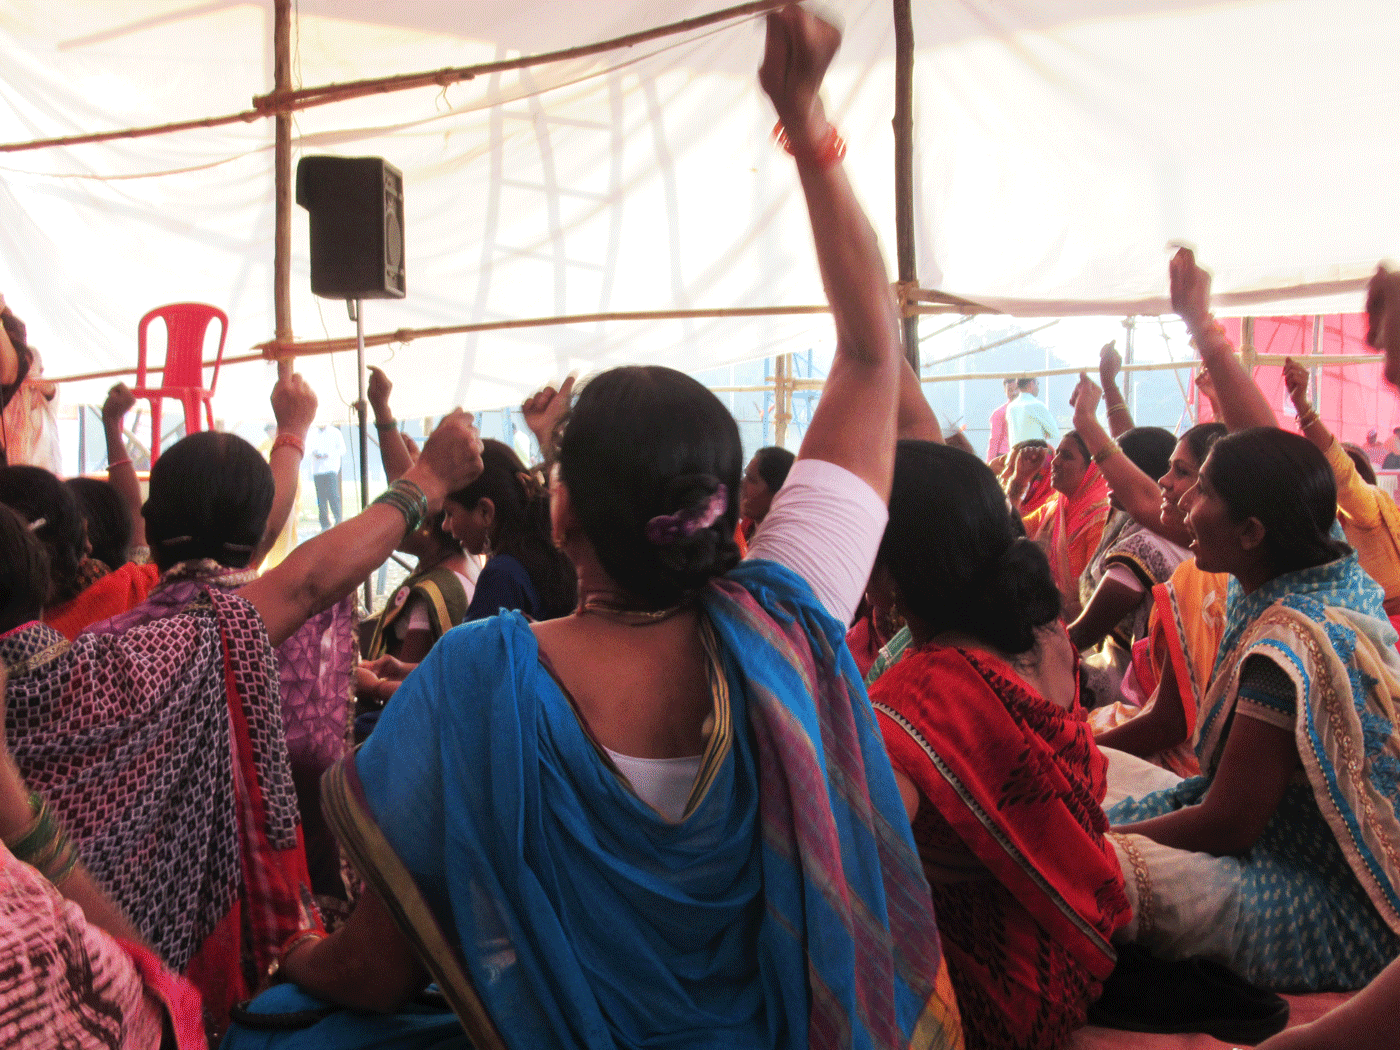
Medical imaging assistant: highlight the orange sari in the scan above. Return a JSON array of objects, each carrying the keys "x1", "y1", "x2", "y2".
[{"x1": 1089, "y1": 558, "x2": 1230, "y2": 777}]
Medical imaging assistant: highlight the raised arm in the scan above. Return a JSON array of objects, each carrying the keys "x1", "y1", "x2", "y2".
[
  {"x1": 1194, "y1": 370, "x2": 1223, "y2": 421},
  {"x1": 239, "y1": 410, "x2": 483, "y2": 647},
  {"x1": 101, "y1": 384, "x2": 146, "y2": 551},
  {"x1": 1283, "y1": 356, "x2": 1382, "y2": 528},
  {"x1": 1099, "y1": 341, "x2": 1135, "y2": 437},
  {"x1": 520, "y1": 373, "x2": 575, "y2": 465},
  {"x1": 1071, "y1": 372, "x2": 1186, "y2": 542},
  {"x1": 368, "y1": 367, "x2": 414, "y2": 482},
  {"x1": 1004, "y1": 443, "x2": 1048, "y2": 516},
  {"x1": 251, "y1": 373, "x2": 316, "y2": 568},
  {"x1": 1170, "y1": 248, "x2": 1276, "y2": 431},
  {"x1": 762, "y1": 5, "x2": 903, "y2": 501},
  {"x1": 897, "y1": 358, "x2": 943, "y2": 442}
]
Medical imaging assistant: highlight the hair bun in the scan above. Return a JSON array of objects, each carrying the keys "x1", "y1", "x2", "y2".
[
  {"x1": 959, "y1": 537, "x2": 1062, "y2": 654},
  {"x1": 651, "y1": 473, "x2": 740, "y2": 593}
]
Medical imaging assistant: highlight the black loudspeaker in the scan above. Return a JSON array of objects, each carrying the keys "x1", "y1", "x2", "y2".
[{"x1": 296, "y1": 155, "x2": 405, "y2": 300}]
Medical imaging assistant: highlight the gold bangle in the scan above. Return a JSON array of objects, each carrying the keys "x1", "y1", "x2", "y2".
[
  {"x1": 1108, "y1": 402, "x2": 1132, "y2": 417},
  {"x1": 1092, "y1": 442, "x2": 1121, "y2": 465},
  {"x1": 266, "y1": 929, "x2": 327, "y2": 984},
  {"x1": 1298, "y1": 409, "x2": 1320, "y2": 429}
]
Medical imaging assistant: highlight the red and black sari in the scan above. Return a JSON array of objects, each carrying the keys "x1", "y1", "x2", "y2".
[{"x1": 871, "y1": 642, "x2": 1130, "y2": 1050}]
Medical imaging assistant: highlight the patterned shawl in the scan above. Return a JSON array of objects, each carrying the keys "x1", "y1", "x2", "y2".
[
  {"x1": 86, "y1": 559, "x2": 357, "y2": 901},
  {"x1": 322, "y1": 558, "x2": 963, "y2": 1050},
  {"x1": 0, "y1": 586, "x2": 316, "y2": 1035},
  {"x1": 871, "y1": 643, "x2": 1130, "y2": 1048},
  {"x1": 1197, "y1": 551, "x2": 1400, "y2": 934},
  {"x1": 1036, "y1": 464, "x2": 1111, "y2": 621},
  {"x1": 86, "y1": 560, "x2": 355, "y2": 785}
]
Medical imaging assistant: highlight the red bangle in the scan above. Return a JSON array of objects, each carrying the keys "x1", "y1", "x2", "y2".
[
  {"x1": 772, "y1": 120, "x2": 846, "y2": 168},
  {"x1": 106, "y1": 457, "x2": 132, "y2": 471},
  {"x1": 271, "y1": 432, "x2": 305, "y2": 457}
]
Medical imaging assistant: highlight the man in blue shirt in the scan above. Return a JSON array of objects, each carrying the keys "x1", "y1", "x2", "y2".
[{"x1": 1005, "y1": 376, "x2": 1060, "y2": 445}]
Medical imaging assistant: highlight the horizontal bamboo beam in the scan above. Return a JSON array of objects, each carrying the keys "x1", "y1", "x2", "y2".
[
  {"x1": 256, "y1": 305, "x2": 834, "y2": 360},
  {"x1": 47, "y1": 351, "x2": 266, "y2": 385},
  {"x1": 0, "y1": 0, "x2": 790, "y2": 154}
]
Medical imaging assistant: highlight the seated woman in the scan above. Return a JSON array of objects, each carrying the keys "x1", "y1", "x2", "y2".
[
  {"x1": 867, "y1": 440, "x2": 1130, "y2": 1050},
  {"x1": 737, "y1": 444, "x2": 795, "y2": 551},
  {"x1": 0, "y1": 466, "x2": 103, "y2": 622},
  {"x1": 221, "y1": 10, "x2": 963, "y2": 1048},
  {"x1": 443, "y1": 438, "x2": 575, "y2": 623},
  {"x1": 1067, "y1": 411, "x2": 1185, "y2": 704},
  {"x1": 0, "y1": 508, "x2": 202, "y2": 1048},
  {"x1": 1008, "y1": 429, "x2": 1111, "y2": 620},
  {"x1": 1086, "y1": 420, "x2": 1229, "y2": 776},
  {"x1": 67, "y1": 476, "x2": 135, "y2": 572},
  {"x1": 83, "y1": 378, "x2": 365, "y2": 913},
  {"x1": 0, "y1": 374, "x2": 482, "y2": 1037},
  {"x1": 1108, "y1": 427, "x2": 1400, "y2": 990}
]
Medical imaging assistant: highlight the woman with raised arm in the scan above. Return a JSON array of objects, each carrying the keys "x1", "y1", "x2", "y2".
[
  {"x1": 1107, "y1": 427, "x2": 1400, "y2": 990},
  {"x1": 0, "y1": 374, "x2": 482, "y2": 1039},
  {"x1": 362, "y1": 366, "x2": 475, "y2": 667},
  {"x1": 1283, "y1": 355, "x2": 1400, "y2": 628},
  {"x1": 221, "y1": 9, "x2": 963, "y2": 1050},
  {"x1": 78, "y1": 377, "x2": 358, "y2": 913},
  {"x1": 1064, "y1": 408, "x2": 1184, "y2": 706}
]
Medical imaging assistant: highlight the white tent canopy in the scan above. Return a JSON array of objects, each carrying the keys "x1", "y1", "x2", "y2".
[{"x1": 2, "y1": 0, "x2": 1398, "y2": 419}]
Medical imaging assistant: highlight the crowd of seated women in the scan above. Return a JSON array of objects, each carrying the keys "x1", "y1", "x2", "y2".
[{"x1": 7, "y1": 6, "x2": 1400, "y2": 1050}]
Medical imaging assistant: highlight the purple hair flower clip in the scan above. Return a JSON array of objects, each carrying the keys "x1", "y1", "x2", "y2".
[{"x1": 645, "y1": 485, "x2": 728, "y2": 546}]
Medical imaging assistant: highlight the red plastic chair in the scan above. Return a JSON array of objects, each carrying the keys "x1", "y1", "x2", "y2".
[{"x1": 131, "y1": 303, "x2": 228, "y2": 462}]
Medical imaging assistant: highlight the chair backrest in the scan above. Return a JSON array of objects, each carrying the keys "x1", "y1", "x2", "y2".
[{"x1": 137, "y1": 303, "x2": 229, "y2": 392}]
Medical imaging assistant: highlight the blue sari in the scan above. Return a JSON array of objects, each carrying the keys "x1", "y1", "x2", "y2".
[
  {"x1": 1109, "y1": 552, "x2": 1400, "y2": 989},
  {"x1": 224, "y1": 559, "x2": 963, "y2": 1050}
]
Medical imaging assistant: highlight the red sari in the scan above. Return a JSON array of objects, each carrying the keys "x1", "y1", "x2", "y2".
[
  {"x1": 871, "y1": 642, "x2": 1130, "y2": 1050},
  {"x1": 43, "y1": 561, "x2": 160, "y2": 640}
]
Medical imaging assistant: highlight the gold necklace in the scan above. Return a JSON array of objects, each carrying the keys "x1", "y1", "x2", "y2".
[{"x1": 577, "y1": 595, "x2": 687, "y2": 623}]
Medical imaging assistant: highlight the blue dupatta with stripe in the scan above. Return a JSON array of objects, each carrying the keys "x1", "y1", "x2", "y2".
[{"x1": 325, "y1": 559, "x2": 962, "y2": 1050}]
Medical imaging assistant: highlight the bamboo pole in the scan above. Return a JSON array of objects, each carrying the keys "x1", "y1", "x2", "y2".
[
  {"x1": 273, "y1": 0, "x2": 293, "y2": 381},
  {"x1": 48, "y1": 352, "x2": 267, "y2": 386},
  {"x1": 773, "y1": 352, "x2": 792, "y2": 447},
  {"x1": 892, "y1": 0, "x2": 919, "y2": 368},
  {"x1": 0, "y1": 0, "x2": 792, "y2": 155},
  {"x1": 254, "y1": 305, "x2": 834, "y2": 360}
]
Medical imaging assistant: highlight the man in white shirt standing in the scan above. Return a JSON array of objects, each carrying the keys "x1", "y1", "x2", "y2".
[
  {"x1": 309, "y1": 423, "x2": 346, "y2": 530},
  {"x1": 1005, "y1": 376, "x2": 1061, "y2": 446}
]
